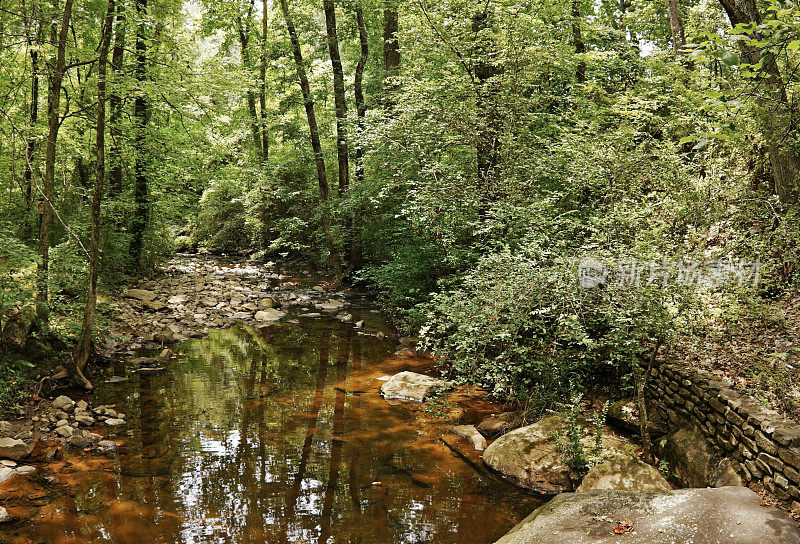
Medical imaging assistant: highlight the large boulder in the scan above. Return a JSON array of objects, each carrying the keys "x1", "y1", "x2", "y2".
[
  {"x1": 380, "y1": 371, "x2": 451, "y2": 402},
  {"x1": 0, "y1": 438, "x2": 31, "y2": 461},
  {"x1": 577, "y1": 455, "x2": 671, "y2": 492},
  {"x1": 124, "y1": 289, "x2": 157, "y2": 302},
  {"x1": 494, "y1": 487, "x2": 800, "y2": 544},
  {"x1": 656, "y1": 426, "x2": 715, "y2": 487},
  {"x1": 482, "y1": 415, "x2": 635, "y2": 493},
  {"x1": 255, "y1": 308, "x2": 286, "y2": 322}
]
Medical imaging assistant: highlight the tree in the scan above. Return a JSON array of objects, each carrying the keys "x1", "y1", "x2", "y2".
[
  {"x1": 354, "y1": 0, "x2": 369, "y2": 186},
  {"x1": 71, "y1": 0, "x2": 116, "y2": 390},
  {"x1": 235, "y1": 1, "x2": 264, "y2": 157},
  {"x1": 666, "y1": 0, "x2": 686, "y2": 55},
  {"x1": 259, "y1": 0, "x2": 269, "y2": 160},
  {"x1": 278, "y1": 0, "x2": 342, "y2": 278},
  {"x1": 109, "y1": 0, "x2": 127, "y2": 195},
  {"x1": 130, "y1": 0, "x2": 150, "y2": 269},
  {"x1": 572, "y1": 0, "x2": 586, "y2": 82},
  {"x1": 323, "y1": 0, "x2": 349, "y2": 196},
  {"x1": 36, "y1": 0, "x2": 75, "y2": 322}
]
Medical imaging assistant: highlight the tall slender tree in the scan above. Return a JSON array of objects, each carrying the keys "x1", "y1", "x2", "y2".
[
  {"x1": 36, "y1": 0, "x2": 74, "y2": 321},
  {"x1": 278, "y1": 0, "x2": 341, "y2": 277},
  {"x1": 109, "y1": 0, "x2": 126, "y2": 195},
  {"x1": 259, "y1": 0, "x2": 269, "y2": 160},
  {"x1": 572, "y1": 0, "x2": 586, "y2": 82},
  {"x1": 323, "y1": 0, "x2": 349, "y2": 195},
  {"x1": 71, "y1": 0, "x2": 116, "y2": 390},
  {"x1": 666, "y1": 0, "x2": 686, "y2": 55},
  {"x1": 235, "y1": 2, "x2": 263, "y2": 156},
  {"x1": 130, "y1": 0, "x2": 150, "y2": 269}
]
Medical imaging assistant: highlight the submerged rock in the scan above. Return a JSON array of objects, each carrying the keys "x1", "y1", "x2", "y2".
[
  {"x1": 380, "y1": 371, "x2": 451, "y2": 402},
  {"x1": 451, "y1": 425, "x2": 487, "y2": 451},
  {"x1": 0, "y1": 438, "x2": 31, "y2": 461},
  {"x1": 493, "y1": 487, "x2": 800, "y2": 544},
  {"x1": 576, "y1": 455, "x2": 671, "y2": 492}
]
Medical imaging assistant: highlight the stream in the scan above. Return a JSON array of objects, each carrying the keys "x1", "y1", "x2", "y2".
[{"x1": 1, "y1": 260, "x2": 542, "y2": 544}]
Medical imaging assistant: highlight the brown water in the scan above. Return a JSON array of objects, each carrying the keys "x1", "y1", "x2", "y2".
[{"x1": 1, "y1": 310, "x2": 542, "y2": 543}]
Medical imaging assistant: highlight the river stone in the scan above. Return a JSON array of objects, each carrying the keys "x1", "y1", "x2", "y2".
[
  {"x1": 316, "y1": 299, "x2": 345, "y2": 311},
  {"x1": 125, "y1": 289, "x2": 157, "y2": 302},
  {"x1": 76, "y1": 400, "x2": 89, "y2": 412},
  {"x1": 452, "y1": 425, "x2": 488, "y2": 451},
  {"x1": 380, "y1": 371, "x2": 451, "y2": 402},
  {"x1": 167, "y1": 295, "x2": 186, "y2": 305},
  {"x1": 0, "y1": 438, "x2": 31, "y2": 461},
  {"x1": 657, "y1": 426, "x2": 715, "y2": 487},
  {"x1": 105, "y1": 418, "x2": 126, "y2": 426},
  {"x1": 0, "y1": 507, "x2": 9, "y2": 523},
  {"x1": 15, "y1": 466, "x2": 35, "y2": 476},
  {"x1": 0, "y1": 467, "x2": 15, "y2": 484},
  {"x1": 576, "y1": 455, "x2": 671, "y2": 492},
  {"x1": 477, "y1": 416, "x2": 511, "y2": 438},
  {"x1": 255, "y1": 309, "x2": 286, "y2": 322},
  {"x1": 56, "y1": 425, "x2": 73, "y2": 438},
  {"x1": 97, "y1": 440, "x2": 117, "y2": 452},
  {"x1": 75, "y1": 414, "x2": 95, "y2": 426},
  {"x1": 483, "y1": 416, "x2": 636, "y2": 493},
  {"x1": 51, "y1": 395, "x2": 74, "y2": 411},
  {"x1": 492, "y1": 487, "x2": 800, "y2": 544}
]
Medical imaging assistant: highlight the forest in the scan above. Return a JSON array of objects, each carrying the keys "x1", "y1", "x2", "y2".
[{"x1": 1, "y1": 0, "x2": 800, "y2": 540}]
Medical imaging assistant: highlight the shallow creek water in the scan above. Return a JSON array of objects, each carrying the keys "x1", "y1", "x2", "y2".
[{"x1": 1, "y1": 286, "x2": 542, "y2": 543}]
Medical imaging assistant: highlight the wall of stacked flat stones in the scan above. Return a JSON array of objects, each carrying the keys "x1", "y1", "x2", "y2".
[{"x1": 648, "y1": 363, "x2": 800, "y2": 502}]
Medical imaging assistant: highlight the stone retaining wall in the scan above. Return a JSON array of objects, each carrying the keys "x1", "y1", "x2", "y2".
[{"x1": 648, "y1": 363, "x2": 800, "y2": 502}]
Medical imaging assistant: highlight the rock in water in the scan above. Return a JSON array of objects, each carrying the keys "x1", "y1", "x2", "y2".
[
  {"x1": 0, "y1": 438, "x2": 31, "y2": 461},
  {"x1": 576, "y1": 455, "x2": 671, "y2": 492},
  {"x1": 0, "y1": 506, "x2": 9, "y2": 523},
  {"x1": 380, "y1": 371, "x2": 451, "y2": 402},
  {"x1": 451, "y1": 425, "x2": 488, "y2": 451},
  {"x1": 255, "y1": 309, "x2": 286, "y2": 322},
  {"x1": 493, "y1": 487, "x2": 800, "y2": 544}
]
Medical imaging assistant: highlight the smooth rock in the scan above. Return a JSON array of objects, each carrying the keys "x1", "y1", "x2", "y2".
[
  {"x1": 105, "y1": 418, "x2": 125, "y2": 426},
  {"x1": 380, "y1": 371, "x2": 451, "y2": 402},
  {"x1": 0, "y1": 467, "x2": 15, "y2": 484},
  {"x1": 97, "y1": 440, "x2": 117, "y2": 452},
  {"x1": 255, "y1": 309, "x2": 286, "y2": 322},
  {"x1": 125, "y1": 289, "x2": 157, "y2": 302},
  {"x1": 452, "y1": 425, "x2": 488, "y2": 451},
  {"x1": 15, "y1": 465, "x2": 35, "y2": 475},
  {"x1": 657, "y1": 426, "x2": 715, "y2": 487},
  {"x1": 316, "y1": 299, "x2": 345, "y2": 311},
  {"x1": 576, "y1": 455, "x2": 671, "y2": 492},
  {"x1": 711, "y1": 458, "x2": 745, "y2": 488},
  {"x1": 0, "y1": 437, "x2": 31, "y2": 461},
  {"x1": 0, "y1": 460, "x2": 16, "y2": 468},
  {"x1": 75, "y1": 415, "x2": 95, "y2": 426},
  {"x1": 55, "y1": 426, "x2": 73, "y2": 438},
  {"x1": 0, "y1": 506, "x2": 9, "y2": 523},
  {"x1": 493, "y1": 487, "x2": 800, "y2": 544},
  {"x1": 107, "y1": 376, "x2": 130, "y2": 383},
  {"x1": 477, "y1": 416, "x2": 511, "y2": 438},
  {"x1": 51, "y1": 395, "x2": 74, "y2": 411}
]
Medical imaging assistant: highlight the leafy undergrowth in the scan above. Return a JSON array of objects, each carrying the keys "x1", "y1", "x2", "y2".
[{"x1": 674, "y1": 290, "x2": 800, "y2": 421}]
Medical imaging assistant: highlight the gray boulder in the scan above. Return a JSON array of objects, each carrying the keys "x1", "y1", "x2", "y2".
[
  {"x1": 710, "y1": 458, "x2": 745, "y2": 488},
  {"x1": 451, "y1": 425, "x2": 488, "y2": 451},
  {"x1": 657, "y1": 426, "x2": 715, "y2": 487},
  {"x1": 0, "y1": 437, "x2": 31, "y2": 461},
  {"x1": 493, "y1": 487, "x2": 800, "y2": 544},
  {"x1": 380, "y1": 371, "x2": 451, "y2": 402},
  {"x1": 577, "y1": 455, "x2": 671, "y2": 492}
]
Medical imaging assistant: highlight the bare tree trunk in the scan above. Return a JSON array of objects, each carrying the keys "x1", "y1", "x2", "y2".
[
  {"x1": 236, "y1": 10, "x2": 263, "y2": 155},
  {"x1": 720, "y1": 0, "x2": 799, "y2": 202},
  {"x1": 666, "y1": 0, "x2": 685, "y2": 55},
  {"x1": 130, "y1": 0, "x2": 150, "y2": 269},
  {"x1": 24, "y1": 9, "x2": 41, "y2": 215},
  {"x1": 36, "y1": 0, "x2": 74, "y2": 322},
  {"x1": 278, "y1": 0, "x2": 342, "y2": 278},
  {"x1": 635, "y1": 340, "x2": 662, "y2": 463},
  {"x1": 109, "y1": 0, "x2": 126, "y2": 195},
  {"x1": 71, "y1": 0, "x2": 115, "y2": 391},
  {"x1": 571, "y1": 0, "x2": 586, "y2": 82},
  {"x1": 323, "y1": 0, "x2": 349, "y2": 196},
  {"x1": 382, "y1": 0, "x2": 400, "y2": 105},
  {"x1": 259, "y1": 0, "x2": 269, "y2": 160}
]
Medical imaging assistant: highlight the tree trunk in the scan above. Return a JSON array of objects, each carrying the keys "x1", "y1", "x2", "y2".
[
  {"x1": 472, "y1": 7, "x2": 503, "y2": 220},
  {"x1": 323, "y1": 0, "x2": 349, "y2": 196},
  {"x1": 36, "y1": 0, "x2": 74, "y2": 322},
  {"x1": 278, "y1": 0, "x2": 342, "y2": 278},
  {"x1": 109, "y1": 0, "x2": 126, "y2": 195},
  {"x1": 259, "y1": 0, "x2": 269, "y2": 160},
  {"x1": 351, "y1": 0, "x2": 369, "y2": 270},
  {"x1": 382, "y1": 0, "x2": 400, "y2": 105},
  {"x1": 130, "y1": 0, "x2": 150, "y2": 270},
  {"x1": 666, "y1": 0, "x2": 685, "y2": 55},
  {"x1": 571, "y1": 0, "x2": 586, "y2": 82},
  {"x1": 71, "y1": 0, "x2": 115, "y2": 391},
  {"x1": 236, "y1": 14, "x2": 263, "y2": 155},
  {"x1": 719, "y1": 0, "x2": 799, "y2": 202},
  {"x1": 635, "y1": 340, "x2": 662, "y2": 463},
  {"x1": 24, "y1": 14, "x2": 41, "y2": 214}
]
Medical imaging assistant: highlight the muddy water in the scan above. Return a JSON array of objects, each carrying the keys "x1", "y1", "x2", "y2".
[{"x1": 2, "y1": 312, "x2": 542, "y2": 543}]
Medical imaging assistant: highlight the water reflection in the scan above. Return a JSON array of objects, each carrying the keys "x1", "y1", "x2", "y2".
[{"x1": 3, "y1": 316, "x2": 541, "y2": 544}]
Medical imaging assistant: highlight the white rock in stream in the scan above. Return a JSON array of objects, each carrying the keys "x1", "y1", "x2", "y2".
[
  {"x1": 380, "y1": 371, "x2": 451, "y2": 402},
  {"x1": 0, "y1": 438, "x2": 31, "y2": 461},
  {"x1": 255, "y1": 309, "x2": 286, "y2": 322},
  {"x1": 451, "y1": 425, "x2": 488, "y2": 451},
  {"x1": 0, "y1": 506, "x2": 9, "y2": 523}
]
